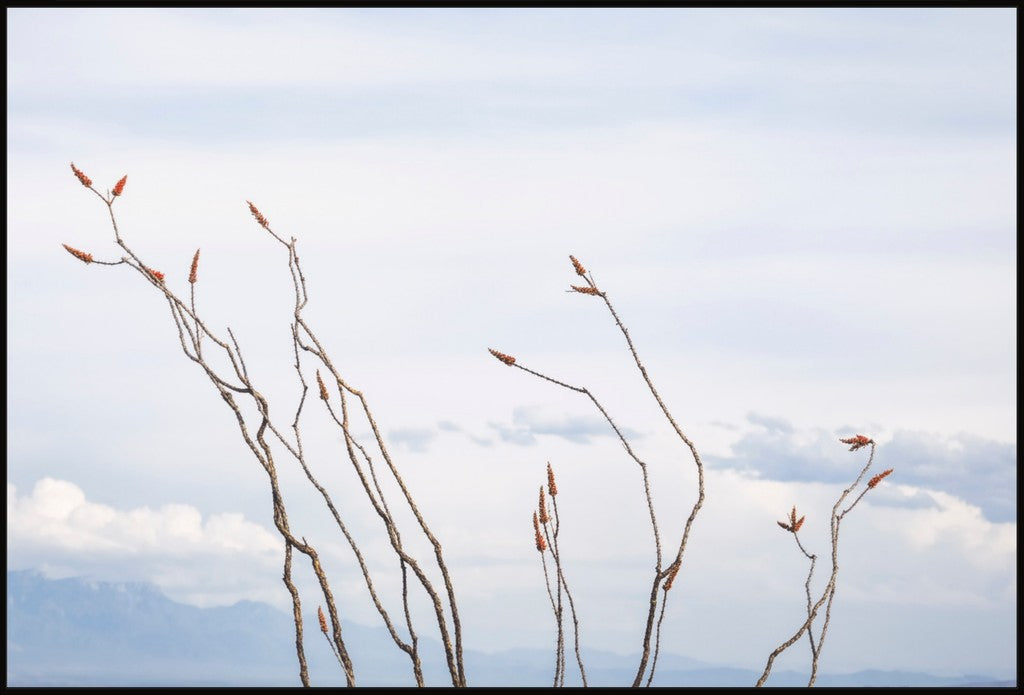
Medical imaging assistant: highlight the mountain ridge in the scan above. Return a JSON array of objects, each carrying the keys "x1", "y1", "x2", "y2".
[{"x1": 5, "y1": 570, "x2": 1013, "y2": 687}]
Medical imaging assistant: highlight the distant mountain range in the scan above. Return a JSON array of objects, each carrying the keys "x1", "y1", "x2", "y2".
[{"x1": 5, "y1": 570, "x2": 1014, "y2": 687}]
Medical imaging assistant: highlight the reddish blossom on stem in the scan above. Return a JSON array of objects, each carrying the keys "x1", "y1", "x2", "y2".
[
  {"x1": 145, "y1": 266, "x2": 166, "y2": 283},
  {"x1": 112, "y1": 175, "x2": 127, "y2": 196},
  {"x1": 533, "y1": 512, "x2": 547, "y2": 552},
  {"x1": 189, "y1": 249, "x2": 200, "y2": 284},
  {"x1": 62, "y1": 243, "x2": 94, "y2": 264},
  {"x1": 70, "y1": 162, "x2": 92, "y2": 187},
  {"x1": 547, "y1": 463, "x2": 558, "y2": 497},
  {"x1": 488, "y1": 348, "x2": 516, "y2": 366},
  {"x1": 868, "y1": 469, "x2": 893, "y2": 489},
  {"x1": 778, "y1": 505, "x2": 805, "y2": 533},
  {"x1": 839, "y1": 434, "x2": 873, "y2": 451},
  {"x1": 247, "y1": 200, "x2": 269, "y2": 229}
]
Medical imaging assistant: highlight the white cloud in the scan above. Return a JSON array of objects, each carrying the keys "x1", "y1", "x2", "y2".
[{"x1": 7, "y1": 478, "x2": 282, "y2": 606}]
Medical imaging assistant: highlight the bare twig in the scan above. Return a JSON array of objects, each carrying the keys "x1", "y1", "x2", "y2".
[
  {"x1": 491, "y1": 255, "x2": 705, "y2": 687},
  {"x1": 757, "y1": 437, "x2": 891, "y2": 687}
]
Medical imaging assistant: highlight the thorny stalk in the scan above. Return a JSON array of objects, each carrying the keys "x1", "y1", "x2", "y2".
[
  {"x1": 534, "y1": 509, "x2": 563, "y2": 686},
  {"x1": 63, "y1": 164, "x2": 465, "y2": 687},
  {"x1": 490, "y1": 255, "x2": 706, "y2": 687},
  {"x1": 756, "y1": 436, "x2": 892, "y2": 687},
  {"x1": 536, "y1": 466, "x2": 588, "y2": 686}
]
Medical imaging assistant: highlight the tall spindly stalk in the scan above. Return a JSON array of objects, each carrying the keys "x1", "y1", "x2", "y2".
[
  {"x1": 756, "y1": 435, "x2": 893, "y2": 687},
  {"x1": 489, "y1": 254, "x2": 706, "y2": 686},
  {"x1": 62, "y1": 163, "x2": 466, "y2": 687}
]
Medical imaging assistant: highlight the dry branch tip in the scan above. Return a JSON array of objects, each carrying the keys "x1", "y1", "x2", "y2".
[
  {"x1": 62, "y1": 243, "x2": 94, "y2": 264},
  {"x1": 488, "y1": 348, "x2": 516, "y2": 366},
  {"x1": 533, "y1": 511, "x2": 547, "y2": 552},
  {"x1": 247, "y1": 200, "x2": 269, "y2": 229},
  {"x1": 316, "y1": 370, "x2": 330, "y2": 401},
  {"x1": 189, "y1": 249, "x2": 201, "y2": 284}
]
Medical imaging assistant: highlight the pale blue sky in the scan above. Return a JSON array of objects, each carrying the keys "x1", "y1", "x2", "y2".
[{"x1": 7, "y1": 7, "x2": 1016, "y2": 683}]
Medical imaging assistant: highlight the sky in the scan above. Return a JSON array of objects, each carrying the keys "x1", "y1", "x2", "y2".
[{"x1": 6, "y1": 7, "x2": 1016, "y2": 685}]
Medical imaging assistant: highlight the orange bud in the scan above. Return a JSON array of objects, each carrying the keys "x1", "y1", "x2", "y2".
[
  {"x1": 663, "y1": 563, "x2": 681, "y2": 592},
  {"x1": 569, "y1": 255, "x2": 587, "y2": 277},
  {"x1": 247, "y1": 200, "x2": 269, "y2": 228},
  {"x1": 488, "y1": 348, "x2": 516, "y2": 366},
  {"x1": 189, "y1": 249, "x2": 200, "y2": 284},
  {"x1": 778, "y1": 506, "x2": 804, "y2": 533},
  {"x1": 570, "y1": 284, "x2": 601, "y2": 296},
  {"x1": 839, "y1": 434, "x2": 873, "y2": 452},
  {"x1": 112, "y1": 175, "x2": 127, "y2": 196},
  {"x1": 868, "y1": 469, "x2": 893, "y2": 489},
  {"x1": 318, "y1": 606, "x2": 328, "y2": 633},
  {"x1": 533, "y1": 512, "x2": 546, "y2": 552},
  {"x1": 546, "y1": 462, "x2": 558, "y2": 496},
  {"x1": 62, "y1": 243, "x2": 94, "y2": 264},
  {"x1": 70, "y1": 162, "x2": 92, "y2": 187},
  {"x1": 316, "y1": 370, "x2": 329, "y2": 401}
]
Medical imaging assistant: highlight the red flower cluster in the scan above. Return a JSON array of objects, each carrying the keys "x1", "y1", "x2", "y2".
[
  {"x1": 777, "y1": 506, "x2": 806, "y2": 533},
  {"x1": 569, "y1": 254, "x2": 587, "y2": 277},
  {"x1": 547, "y1": 462, "x2": 558, "y2": 497},
  {"x1": 145, "y1": 266, "x2": 166, "y2": 283},
  {"x1": 247, "y1": 200, "x2": 269, "y2": 229},
  {"x1": 868, "y1": 469, "x2": 894, "y2": 489},
  {"x1": 533, "y1": 512, "x2": 547, "y2": 552},
  {"x1": 70, "y1": 162, "x2": 92, "y2": 187},
  {"x1": 62, "y1": 243, "x2": 94, "y2": 264},
  {"x1": 839, "y1": 434, "x2": 873, "y2": 451},
  {"x1": 112, "y1": 175, "x2": 127, "y2": 196},
  {"x1": 488, "y1": 348, "x2": 516, "y2": 366},
  {"x1": 189, "y1": 249, "x2": 200, "y2": 284}
]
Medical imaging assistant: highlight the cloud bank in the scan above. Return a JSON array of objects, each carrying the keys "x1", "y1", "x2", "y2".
[
  {"x1": 7, "y1": 478, "x2": 282, "y2": 607},
  {"x1": 706, "y1": 414, "x2": 1015, "y2": 523}
]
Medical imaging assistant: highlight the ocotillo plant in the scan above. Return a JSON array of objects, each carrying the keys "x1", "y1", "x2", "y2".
[
  {"x1": 61, "y1": 163, "x2": 466, "y2": 687},
  {"x1": 756, "y1": 435, "x2": 894, "y2": 687},
  {"x1": 62, "y1": 164, "x2": 894, "y2": 688},
  {"x1": 489, "y1": 254, "x2": 706, "y2": 687},
  {"x1": 532, "y1": 463, "x2": 587, "y2": 687}
]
